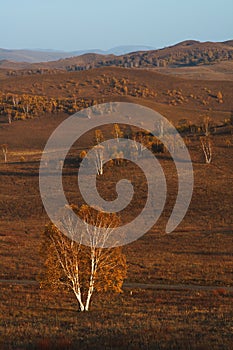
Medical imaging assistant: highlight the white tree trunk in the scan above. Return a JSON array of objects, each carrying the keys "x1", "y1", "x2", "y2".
[
  {"x1": 201, "y1": 138, "x2": 212, "y2": 164},
  {"x1": 85, "y1": 285, "x2": 94, "y2": 311},
  {"x1": 94, "y1": 148, "x2": 104, "y2": 175},
  {"x1": 85, "y1": 250, "x2": 96, "y2": 311},
  {"x1": 2, "y1": 147, "x2": 8, "y2": 163},
  {"x1": 73, "y1": 289, "x2": 85, "y2": 312}
]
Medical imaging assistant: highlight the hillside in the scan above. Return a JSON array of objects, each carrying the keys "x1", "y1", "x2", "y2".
[
  {"x1": 0, "y1": 64, "x2": 233, "y2": 349},
  {"x1": 1, "y1": 40, "x2": 233, "y2": 78},
  {"x1": 0, "y1": 66, "x2": 232, "y2": 130},
  {"x1": 0, "y1": 45, "x2": 154, "y2": 63},
  {"x1": 0, "y1": 66, "x2": 232, "y2": 129},
  {"x1": 156, "y1": 61, "x2": 233, "y2": 81},
  {"x1": 61, "y1": 41, "x2": 233, "y2": 72},
  {"x1": 0, "y1": 43, "x2": 233, "y2": 350}
]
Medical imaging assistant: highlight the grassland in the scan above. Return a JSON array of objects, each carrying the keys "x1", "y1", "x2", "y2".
[{"x1": 0, "y1": 66, "x2": 232, "y2": 349}]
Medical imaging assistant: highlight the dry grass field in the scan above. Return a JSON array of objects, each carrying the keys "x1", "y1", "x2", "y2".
[
  {"x1": 1, "y1": 283, "x2": 232, "y2": 350},
  {"x1": 0, "y1": 66, "x2": 233, "y2": 349}
]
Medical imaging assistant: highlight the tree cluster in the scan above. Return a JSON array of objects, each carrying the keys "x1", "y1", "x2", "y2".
[{"x1": 0, "y1": 92, "x2": 94, "y2": 122}]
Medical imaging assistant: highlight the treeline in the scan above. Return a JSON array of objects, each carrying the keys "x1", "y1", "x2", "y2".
[
  {"x1": 0, "y1": 92, "x2": 94, "y2": 122},
  {"x1": 4, "y1": 44, "x2": 233, "y2": 77},
  {"x1": 0, "y1": 77, "x2": 159, "y2": 123},
  {"x1": 6, "y1": 69, "x2": 64, "y2": 77},
  {"x1": 66, "y1": 48, "x2": 233, "y2": 71}
]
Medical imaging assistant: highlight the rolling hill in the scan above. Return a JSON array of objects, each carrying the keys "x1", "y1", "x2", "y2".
[
  {"x1": 1, "y1": 40, "x2": 233, "y2": 83},
  {"x1": 0, "y1": 45, "x2": 155, "y2": 63},
  {"x1": 0, "y1": 66, "x2": 232, "y2": 128}
]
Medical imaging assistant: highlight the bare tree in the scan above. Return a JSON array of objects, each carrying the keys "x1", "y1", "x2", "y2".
[
  {"x1": 158, "y1": 119, "x2": 164, "y2": 137},
  {"x1": 93, "y1": 145, "x2": 105, "y2": 175},
  {"x1": 1, "y1": 144, "x2": 8, "y2": 163},
  {"x1": 41, "y1": 205, "x2": 127, "y2": 311},
  {"x1": 132, "y1": 133, "x2": 152, "y2": 158},
  {"x1": 5, "y1": 109, "x2": 12, "y2": 124},
  {"x1": 200, "y1": 136, "x2": 213, "y2": 164},
  {"x1": 202, "y1": 116, "x2": 212, "y2": 136},
  {"x1": 7, "y1": 113, "x2": 12, "y2": 124},
  {"x1": 111, "y1": 146, "x2": 124, "y2": 166}
]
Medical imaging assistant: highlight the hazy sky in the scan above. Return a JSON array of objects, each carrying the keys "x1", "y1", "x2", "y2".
[{"x1": 1, "y1": 0, "x2": 232, "y2": 51}]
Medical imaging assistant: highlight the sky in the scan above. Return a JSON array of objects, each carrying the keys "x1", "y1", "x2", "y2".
[{"x1": 0, "y1": 0, "x2": 232, "y2": 51}]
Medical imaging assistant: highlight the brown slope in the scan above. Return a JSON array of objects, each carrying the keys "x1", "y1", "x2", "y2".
[
  {"x1": 2, "y1": 40, "x2": 233, "y2": 77},
  {"x1": 0, "y1": 48, "x2": 75, "y2": 63},
  {"x1": 41, "y1": 40, "x2": 233, "y2": 70},
  {"x1": 223, "y1": 40, "x2": 233, "y2": 47},
  {"x1": 0, "y1": 66, "x2": 232, "y2": 125},
  {"x1": 155, "y1": 61, "x2": 233, "y2": 81},
  {"x1": 0, "y1": 60, "x2": 31, "y2": 70},
  {"x1": 32, "y1": 53, "x2": 116, "y2": 69}
]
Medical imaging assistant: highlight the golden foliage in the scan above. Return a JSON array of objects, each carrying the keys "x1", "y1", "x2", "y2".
[
  {"x1": 40, "y1": 205, "x2": 127, "y2": 310},
  {"x1": 0, "y1": 92, "x2": 93, "y2": 121}
]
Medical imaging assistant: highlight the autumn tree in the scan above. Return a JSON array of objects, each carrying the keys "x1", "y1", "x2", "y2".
[
  {"x1": 200, "y1": 136, "x2": 213, "y2": 164},
  {"x1": 1, "y1": 144, "x2": 8, "y2": 163},
  {"x1": 112, "y1": 124, "x2": 124, "y2": 142},
  {"x1": 111, "y1": 146, "x2": 124, "y2": 166},
  {"x1": 5, "y1": 109, "x2": 12, "y2": 124},
  {"x1": 154, "y1": 119, "x2": 164, "y2": 137},
  {"x1": 93, "y1": 145, "x2": 105, "y2": 175},
  {"x1": 130, "y1": 132, "x2": 154, "y2": 158},
  {"x1": 79, "y1": 150, "x2": 87, "y2": 160},
  {"x1": 217, "y1": 91, "x2": 223, "y2": 103},
  {"x1": 94, "y1": 129, "x2": 104, "y2": 144},
  {"x1": 201, "y1": 115, "x2": 212, "y2": 136},
  {"x1": 41, "y1": 205, "x2": 127, "y2": 311}
]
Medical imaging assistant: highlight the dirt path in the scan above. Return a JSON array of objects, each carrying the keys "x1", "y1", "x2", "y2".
[{"x1": 0, "y1": 279, "x2": 232, "y2": 292}]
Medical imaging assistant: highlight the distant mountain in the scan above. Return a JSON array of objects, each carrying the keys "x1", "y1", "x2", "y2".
[
  {"x1": 172, "y1": 40, "x2": 201, "y2": 47},
  {"x1": 71, "y1": 46, "x2": 155, "y2": 56},
  {"x1": 1, "y1": 40, "x2": 233, "y2": 74},
  {"x1": 223, "y1": 40, "x2": 233, "y2": 47},
  {"x1": 104, "y1": 45, "x2": 155, "y2": 55},
  {"x1": 0, "y1": 49, "x2": 71, "y2": 63},
  {"x1": 0, "y1": 45, "x2": 155, "y2": 63},
  {"x1": 40, "y1": 40, "x2": 233, "y2": 71}
]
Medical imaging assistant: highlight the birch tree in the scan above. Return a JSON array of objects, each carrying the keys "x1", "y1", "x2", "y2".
[
  {"x1": 94, "y1": 129, "x2": 104, "y2": 144},
  {"x1": 111, "y1": 146, "x2": 124, "y2": 166},
  {"x1": 1, "y1": 144, "x2": 8, "y2": 163},
  {"x1": 93, "y1": 145, "x2": 105, "y2": 175},
  {"x1": 5, "y1": 109, "x2": 12, "y2": 124},
  {"x1": 154, "y1": 120, "x2": 164, "y2": 137},
  {"x1": 202, "y1": 116, "x2": 212, "y2": 136},
  {"x1": 112, "y1": 124, "x2": 123, "y2": 142},
  {"x1": 200, "y1": 136, "x2": 213, "y2": 164},
  {"x1": 131, "y1": 133, "x2": 153, "y2": 158},
  {"x1": 41, "y1": 205, "x2": 127, "y2": 312}
]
